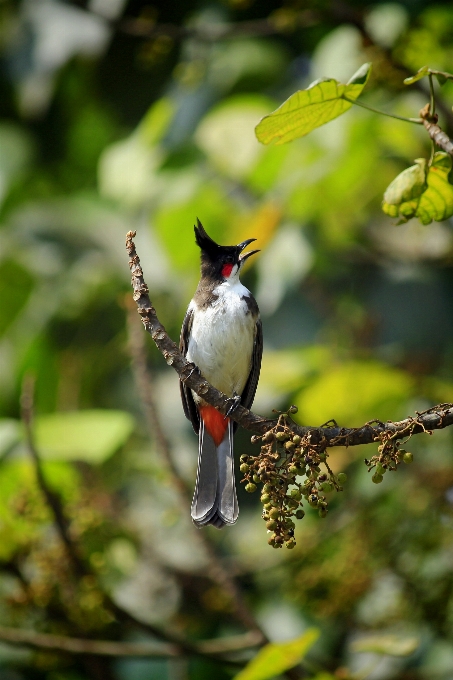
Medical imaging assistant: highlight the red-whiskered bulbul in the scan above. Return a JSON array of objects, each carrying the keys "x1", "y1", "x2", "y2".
[{"x1": 180, "y1": 220, "x2": 262, "y2": 529}]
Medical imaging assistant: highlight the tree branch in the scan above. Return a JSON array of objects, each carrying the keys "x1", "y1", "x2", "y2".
[
  {"x1": 21, "y1": 375, "x2": 87, "y2": 577},
  {"x1": 0, "y1": 626, "x2": 262, "y2": 658},
  {"x1": 120, "y1": 10, "x2": 316, "y2": 42},
  {"x1": 126, "y1": 230, "x2": 453, "y2": 449},
  {"x1": 422, "y1": 119, "x2": 453, "y2": 155}
]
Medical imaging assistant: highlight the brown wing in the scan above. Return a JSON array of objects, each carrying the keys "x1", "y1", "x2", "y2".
[
  {"x1": 234, "y1": 317, "x2": 263, "y2": 434},
  {"x1": 179, "y1": 307, "x2": 200, "y2": 435}
]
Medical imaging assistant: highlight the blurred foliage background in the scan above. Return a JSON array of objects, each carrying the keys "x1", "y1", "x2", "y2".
[{"x1": 2, "y1": 0, "x2": 453, "y2": 678}]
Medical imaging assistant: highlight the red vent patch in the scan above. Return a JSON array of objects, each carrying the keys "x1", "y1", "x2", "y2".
[{"x1": 199, "y1": 405, "x2": 229, "y2": 446}]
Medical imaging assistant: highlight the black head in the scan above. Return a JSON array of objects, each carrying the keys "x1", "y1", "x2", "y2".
[{"x1": 194, "y1": 218, "x2": 259, "y2": 281}]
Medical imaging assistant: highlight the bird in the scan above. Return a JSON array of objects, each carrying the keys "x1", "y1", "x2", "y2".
[{"x1": 179, "y1": 219, "x2": 262, "y2": 529}]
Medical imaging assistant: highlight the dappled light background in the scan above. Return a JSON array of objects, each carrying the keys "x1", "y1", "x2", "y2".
[{"x1": 2, "y1": 0, "x2": 453, "y2": 678}]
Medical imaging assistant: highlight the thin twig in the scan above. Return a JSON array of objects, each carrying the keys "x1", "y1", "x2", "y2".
[
  {"x1": 119, "y1": 10, "x2": 317, "y2": 42},
  {"x1": 0, "y1": 626, "x2": 263, "y2": 658},
  {"x1": 126, "y1": 230, "x2": 453, "y2": 449},
  {"x1": 21, "y1": 375, "x2": 86, "y2": 577}
]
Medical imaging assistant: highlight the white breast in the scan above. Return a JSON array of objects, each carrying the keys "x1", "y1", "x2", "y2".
[{"x1": 187, "y1": 279, "x2": 256, "y2": 399}]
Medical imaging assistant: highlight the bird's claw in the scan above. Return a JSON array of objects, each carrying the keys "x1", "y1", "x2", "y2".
[{"x1": 226, "y1": 393, "x2": 241, "y2": 417}]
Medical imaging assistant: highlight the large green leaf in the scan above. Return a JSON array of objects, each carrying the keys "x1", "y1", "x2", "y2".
[
  {"x1": 34, "y1": 410, "x2": 135, "y2": 463},
  {"x1": 255, "y1": 63, "x2": 371, "y2": 145},
  {"x1": 382, "y1": 152, "x2": 453, "y2": 224},
  {"x1": 233, "y1": 629, "x2": 319, "y2": 680}
]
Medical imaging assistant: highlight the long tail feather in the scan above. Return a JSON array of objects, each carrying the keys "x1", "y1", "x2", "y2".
[{"x1": 191, "y1": 421, "x2": 238, "y2": 529}]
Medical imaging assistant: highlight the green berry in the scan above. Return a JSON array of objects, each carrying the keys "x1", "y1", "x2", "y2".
[
  {"x1": 337, "y1": 472, "x2": 347, "y2": 484},
  {"x1": 263, "y1": 484, "x2": 272, "y2": 493},
  {"x1": 240, "y1": 463, "x2": 249, "y2": 474},
  {"x1": 245, "y1": 483, "x2": 257, "y2": 493},
  {"x1": 295, "y1": 509, "x2": 305, "y2": 520},
  {"x1": 288, "y1": 405, "x2": 298, "y2": 414},
  {"x1": 375, "y1": 463, "x2": 385, "y2": 475},
  {"x1": 320, "y1": 481, "x2": 332, "y2": 493},
  {"x1": 403, "y1": 452, "x2": 413, "y2": 464},
  {"x1": 240, "y1": 454, "x2": 248, "y2": 462},
  {"x1": 276, "y1": 431, "x2": 288, "y2": 442},
  {"x1": 260, "y1": 494, "x2": 270, "y2": 504},
  {"x1": 290, "y1": 489, "x2": 301, "y2": 500},
  {"x1": 288, "y1": 465, "x2": 298, "y2": 475},
  {"x1": 253, "y1": 474, "x2": 260, "y2": 484},
  {"x1": 266, "y1": 520, "x2": 277, "y2": 530},
  {"x1": 269, "y1": 508, "x2": 280, "y2": 519},
  {"x1": 285, "y1": 441, "x2": 295, "y2": 452},
  {"x1": 263, "y1": 431, "x2": 274, "y2": 443},
  {"x1": 372, "y1": 473, "x2": 383, "y2": 484},
  {"x1": 318, "y1": 507, "x2": 328, "y2": 518},
  {"x1": 292, "y1": 435, "x2": 301, "y2": 445},
  {"x1": 286, "y1": 538, "x2": 296, "y2": 549}
]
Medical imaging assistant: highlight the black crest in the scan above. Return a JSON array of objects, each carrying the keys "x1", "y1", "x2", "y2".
[{"x1": 194, "y1": 219, "x2": 223, "y2": 257}]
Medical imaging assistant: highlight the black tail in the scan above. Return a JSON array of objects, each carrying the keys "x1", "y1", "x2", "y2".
[{"x1": 191, "y1": 421, "x2": 238, "y2": 529}]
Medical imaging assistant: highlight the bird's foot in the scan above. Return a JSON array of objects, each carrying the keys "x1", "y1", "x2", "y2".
[
  {"x1": 225, "y1": 393, "x2": 241, "y2": 417},
  {"x1": 181, "y1": 362, "x2": 198, "y2": 382}
]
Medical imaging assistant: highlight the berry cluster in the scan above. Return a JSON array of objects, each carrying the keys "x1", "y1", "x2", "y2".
[
  {"x1": 365, "y1": 433, "x2": 414, "y2": 483},
  {"x1": 240, "y1": 409, "x2": 347, "y2": 549}
]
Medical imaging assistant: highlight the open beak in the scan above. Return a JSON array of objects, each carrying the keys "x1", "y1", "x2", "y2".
[
  {"x1": 237, "y1": 238, "x2": 260, "y2": 263},
  {"x1": 239, "y1": 248, "x2": 260, "y2": 263}
]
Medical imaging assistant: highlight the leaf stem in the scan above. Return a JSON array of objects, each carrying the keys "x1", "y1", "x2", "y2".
[
  {"x1": 429, "y1": 73, "x2": 436, "y2": 118},
  {"x1": 342, "y1": 96, "x2": 422, "y2": 124}
]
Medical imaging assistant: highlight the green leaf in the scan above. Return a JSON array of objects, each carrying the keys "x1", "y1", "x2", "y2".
[
  {"x1": 351, "y1": 634, "x2": 419, "y2": 657},
  {"x1": 233, "y1": 629, "x2": 319, "y2": 680},
  {"x1": 255, "y1": 63, "x2": 371, "y2": 145},
  {"x1": 403, "y1": 65, "x2": 430, "y2": 85},
  {"x1": 34, "y1": 410, "x2": 135, "y2": 463},
  {"x1": 382, "y1": 159, "x2": 428, "y2": 219},
  {"x1": 382, "y1": 152, "x2": 453, "y2": 225}
]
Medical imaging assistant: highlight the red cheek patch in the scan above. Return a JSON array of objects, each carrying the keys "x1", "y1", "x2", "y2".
[{"x1": 222, "y1": 264, "x2": 233, "y2": 278}]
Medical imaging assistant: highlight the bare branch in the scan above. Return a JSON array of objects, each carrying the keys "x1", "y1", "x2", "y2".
[
  {"x1": 126, "y1": 230, "x2": 453, "y2": 449},
  {"x1": 422, "y1": 119, "x2": 453, "y2": 155},
  {"x1": 21, "y1": 375, "x2": 87, "y2": 577},
  {"x1": 0, "y1": 626, "x2": 262, "y2": 659},
  {"x1": 120, "y1": 10, "x2": 316, "y2": 42}
]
